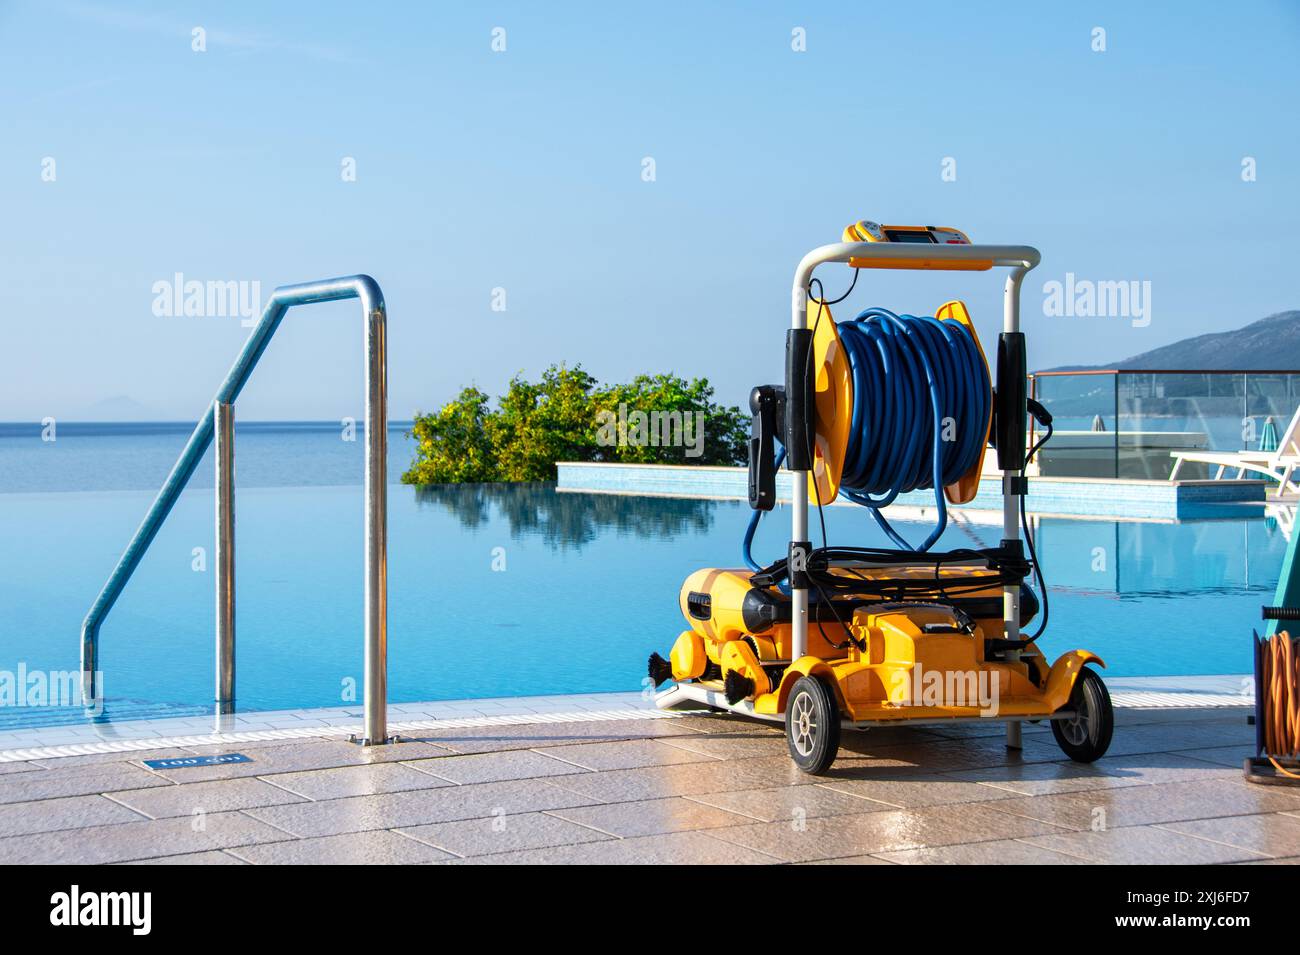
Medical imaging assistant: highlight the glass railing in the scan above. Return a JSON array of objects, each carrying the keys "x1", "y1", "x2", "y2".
[{"x1": 1030, "y1": 370, "x2": 1300, "y2": 480}]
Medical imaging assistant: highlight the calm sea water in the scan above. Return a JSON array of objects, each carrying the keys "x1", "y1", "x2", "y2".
[
  {"x1": 0, "y1": 422, "x2": 1282, "y2": 728},
  {"x1": 0, "y1": 421, "x2": 419, "y2": 493}
]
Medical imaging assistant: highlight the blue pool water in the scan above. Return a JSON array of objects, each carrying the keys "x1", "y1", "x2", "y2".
[{"x1": 0, "y1": 423, "x2": 1283, "y2": 729}]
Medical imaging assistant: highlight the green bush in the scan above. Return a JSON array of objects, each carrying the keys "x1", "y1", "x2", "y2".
[{"x1": 402, "y1": 364, "x2": 747, "y2": 484}]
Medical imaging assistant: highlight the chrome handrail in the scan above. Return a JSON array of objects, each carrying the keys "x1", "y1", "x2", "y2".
[{"x1": 79, "y1": 275, "x2": 389, "y2": 744}]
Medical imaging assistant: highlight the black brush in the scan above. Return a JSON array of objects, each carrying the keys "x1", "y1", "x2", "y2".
[
  {"x1": 724, "y1": 670, "x2": 755, "y2": 705},
  {"x1": 647, "y1": 652, "x2": 673, "y2": 687}
]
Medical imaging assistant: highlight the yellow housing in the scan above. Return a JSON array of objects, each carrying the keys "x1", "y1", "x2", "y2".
[
  {"x1": 842, "y1": 220, "x2": 993, "y2": 271},
  {"x1": 674, "y1": 564, "x2": 1101, "y2": 723}
]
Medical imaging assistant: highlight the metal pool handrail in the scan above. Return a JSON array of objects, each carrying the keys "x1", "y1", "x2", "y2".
[{"x1": 79, "y1": 275, "x2": 389, "y2": 745}]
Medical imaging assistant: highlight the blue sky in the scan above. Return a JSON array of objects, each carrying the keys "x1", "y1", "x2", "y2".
[{"x1": 1, "y1": 0, "x2": 1297, "y2": 421}]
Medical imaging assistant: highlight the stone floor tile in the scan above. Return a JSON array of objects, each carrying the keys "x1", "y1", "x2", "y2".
[
  {"x1": 0, "y1": 764, "x2": 170, "y2": 805},
  {"x1": 819, "y1": 773, "x2": 1022, "y2": 809},
  {"x1": 545, "y1": 755, "x2": 817, "y2": 803},
  {"x1": 876, "y1": 838, "x2": 1090, "y2": 865},
  {"x1": 121, "y1": 850, "x2": 248, "y2": 864},
  {"x1": 687, "y1": 784, "x2": 885, "y2": 824},
  {"x1": 1178, "y1": 745, "x2": 1252, "y2": 768},
  {"x1": 532, "y1": 738, "x2": 720, "y2": 772},
  {"x1": 243, "y1": 778, "x2": 600, "y2": 838},
  {"x1": 263, "y1": 762, "x2": 453, "y2": 800},
  {"x1": 409, "y1": 718, "x2": 697, "y2": 755},
  {"x1": 706, "y1": 802, "x2": 1065, "y2": 863},
  {"x1": 550, "y1": 796, "x2": 755, "y2": 837},
  {"x1": 0, "y1": 794, "x2": 145, "y2": 837},
  {"x1": 659, "y1": 731, "x2": 792, "y2": 761},
  {"x1": 1159, "y1": 812, "x2": 1300, "y2": 858},
  {"x1": 1022, "y1": 824, "x2": 1269, "y2": 864},
  {"x1": 32, "y1": 748, "x2": 197, "y2": 771},
  {"x1": 401, "y1": 749, "x2": 585, "y2": 785},
  {"x1": 989, "y1": 778, "x2": 1300, "y2": 830},
  {"x1": 399, "y1": 811, "x2": 613, "y2": 857},
  {"x1": 797, "y1": 854, "x2": 897, "y2": 865},
  {"x1": 105, "y1": 777, "x2": 307, "y2": 819},
  {"x1": 228, "y1": 830, "x2": 454, "y2": 864},
  {"x1": 0, "y1": 811, "x2": 292, "y2": 864},
  {"x1": 944, "y1": 761, "x2": 1130, "y2": 797},
  {"x1": 446, "y1": 830, "x2": 780, "y2": 865},
  {"x1": 1090, "y1": 751, "x2": 1240, "y2": 785},
  {"x1": 0, "y1": 762, "x2": 42, "y2": 775}
]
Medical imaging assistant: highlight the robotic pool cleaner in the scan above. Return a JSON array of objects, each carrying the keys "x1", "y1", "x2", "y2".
[{"x1": 648, "y1": 219, "x2": 1114, "y2": 774}]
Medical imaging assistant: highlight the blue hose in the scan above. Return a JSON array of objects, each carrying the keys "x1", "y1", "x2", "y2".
[
  {"x1": 836, "y1": 307, "x2": 990, "y2": 551},
  {"x1": 742, "y1": 306, "x2": 990, "y2": 567},
  {"x1": 743, "y1": 447, "x2": 784, "y2": 572}
]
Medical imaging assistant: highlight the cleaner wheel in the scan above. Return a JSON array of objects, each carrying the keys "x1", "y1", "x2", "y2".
[
  {"x1": 1051, "y1": 667, "x2": 1114, "y2": 762},
  {"x1": 647, "y1": 653, "x2": 673, "y2": 688},
  {"x1": 785, "y1": 676, "x2": 841, "y2": 775}
]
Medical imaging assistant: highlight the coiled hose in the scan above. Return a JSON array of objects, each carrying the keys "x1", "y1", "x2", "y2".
[
  {"x1": 834, "y1": 307, "x2": 991, "y2": 551},
  {"x1": 742, "y1": 305, "x2": 991, "y2": 567},
  {"x1": 1258, "y1": 631, "x2": 1300, "y2": 779}
]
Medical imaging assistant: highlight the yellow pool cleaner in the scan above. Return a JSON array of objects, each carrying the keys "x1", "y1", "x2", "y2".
[{"x1": 648, "y1": 220, "x2": 1114, "y2": 774}]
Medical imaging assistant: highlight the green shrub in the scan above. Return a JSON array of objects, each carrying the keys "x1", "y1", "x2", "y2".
[{"x1": 402, "y1": 364, "x2": 747, "y2": 484}]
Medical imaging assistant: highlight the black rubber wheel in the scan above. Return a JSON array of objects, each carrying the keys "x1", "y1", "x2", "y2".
[
  {"x1": 1051, "y1": 667, "x2": 1114, "y2": 762},
  {"x1": 785, "y1": 676, "x2": 841, "y2": 775}
]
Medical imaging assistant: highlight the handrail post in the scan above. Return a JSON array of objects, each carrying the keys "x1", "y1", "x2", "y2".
[
  {"x1": 215, "y1": 400, "x2": 236, "y2": 713},
  {"x1": 80, "y1": 275, "x2": 388, "y2": 742},
  {"x1": 364, "y1": 291, "x2": 389, "y2": 744}
]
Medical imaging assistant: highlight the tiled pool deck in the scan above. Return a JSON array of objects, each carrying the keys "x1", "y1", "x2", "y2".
[{"x1": 2, "y1": 677, "x2": 1298, "y2": 865}]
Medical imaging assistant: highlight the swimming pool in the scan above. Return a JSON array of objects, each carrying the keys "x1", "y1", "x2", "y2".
[{"x1": 0, "y1": 471, "x2": 1280, "y2": 730}]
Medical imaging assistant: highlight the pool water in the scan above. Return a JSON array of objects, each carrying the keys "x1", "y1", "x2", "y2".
[{"x1": 0, "y1": 424, "x2": 1283, "y2": 729}]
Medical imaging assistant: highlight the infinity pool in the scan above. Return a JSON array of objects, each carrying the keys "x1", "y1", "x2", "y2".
[{"x1": 0, "y1": 474, "x2": 1282, "y2": 729}]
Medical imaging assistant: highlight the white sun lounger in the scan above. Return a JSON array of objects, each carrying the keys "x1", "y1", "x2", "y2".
[{"x1": 1169, "y1": 406, "x2": 1300, "y2": 498}]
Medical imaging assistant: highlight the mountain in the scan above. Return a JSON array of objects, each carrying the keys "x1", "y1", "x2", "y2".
[{"x1": 1042, "y1": 310, "x2": 1300, "y2": 372}]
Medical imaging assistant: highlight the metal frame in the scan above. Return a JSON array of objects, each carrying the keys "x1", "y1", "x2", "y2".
[
  {"x1": 790, "y1": 241, "x2": 1040, "y2": 746},
  {"x1": 215, "y1": 400, "x2": 235, "y2": 712},
  {"x1": 79, "y1": 275, "x2": 390, "y2": 745},
  {"x1": 654, "y1": 681, "x2": 1077, "y2": 729}
]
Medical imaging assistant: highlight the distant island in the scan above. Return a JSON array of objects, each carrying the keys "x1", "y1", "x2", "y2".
[{"x1": 1041, "y1": 309, "x2": 1300, "y2": 372}]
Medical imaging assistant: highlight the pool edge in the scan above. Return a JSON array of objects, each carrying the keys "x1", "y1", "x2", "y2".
[{"x1": 0, "y1": 677, "x2": 1252, "y2": 763}]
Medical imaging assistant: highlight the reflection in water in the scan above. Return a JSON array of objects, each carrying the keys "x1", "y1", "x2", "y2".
[
  {"x1": 1036, "y1": 516, "x2": 1286, "y2": 597},
  {"x1": 1264, "y1": 502, "x2": 1296, "y2": 541},
  {"x1": 415, "y1": 484, "x2": 1286, "y2": 594},
  {"x1": 412, "y1": 482, "x2": 715, "y2": 550}
]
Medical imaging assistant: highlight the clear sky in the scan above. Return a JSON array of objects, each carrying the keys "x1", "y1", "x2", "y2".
[{"x1": 2, "y1": 0, "x2": 1297, "y2": 422}]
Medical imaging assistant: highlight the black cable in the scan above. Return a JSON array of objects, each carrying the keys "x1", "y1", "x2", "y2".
[
  {"x1": 809, "y1": 270, "x2": 859, "y2": 307},
  {"x1": 739, "y1": 268, "x2": 853, "y2": 574},
  {"x1": 753, "y1": 544, "x2": 1029, "y2": 599},
  {"x1": 1019, "y1": 416, "x2": 1053, "y2": 642},
  {"x1": 805, "y1": 268, "x2": 864, "y2": 649}
]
